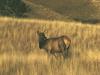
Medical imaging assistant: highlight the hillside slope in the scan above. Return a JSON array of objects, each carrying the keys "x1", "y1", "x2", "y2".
[
  {"x1": 0, "y1": 0, "x2": 100, "y2": 23},
  {"x1": 26, "y1": 0, "x2": 100, "y2": 22},
  {"x1": 23, "y1": 0, "x2": 67, "y2": 20},
  {"x1": 0, "y1": 17, "x2": 100, "y2": 75}
]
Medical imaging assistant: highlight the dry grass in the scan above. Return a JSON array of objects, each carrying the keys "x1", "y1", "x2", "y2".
[{"x1": 0, "y1": 17, "x2": 100, "y2": 75}]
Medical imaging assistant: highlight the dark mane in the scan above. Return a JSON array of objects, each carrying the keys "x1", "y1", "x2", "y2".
[{"x1": 37, "y1": 32, "x2": 47, "y2": 49}]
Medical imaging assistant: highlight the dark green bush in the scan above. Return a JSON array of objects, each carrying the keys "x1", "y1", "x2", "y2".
[{"x1": 0, "y1": 0, "x2": 27, "y2": 17}]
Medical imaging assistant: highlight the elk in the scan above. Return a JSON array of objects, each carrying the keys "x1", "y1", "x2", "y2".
[{"x1": 37, "y1": 31, "x2": 71, "y2": 58}]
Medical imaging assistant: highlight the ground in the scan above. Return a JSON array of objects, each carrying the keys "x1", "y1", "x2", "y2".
[{"x1": 0, "y1": 17, "x2": 100, "y2": 75}]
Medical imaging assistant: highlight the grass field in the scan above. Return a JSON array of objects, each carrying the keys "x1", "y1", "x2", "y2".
[{"x1": 0, "y1": 17, "x2": 100, "y2": 75}]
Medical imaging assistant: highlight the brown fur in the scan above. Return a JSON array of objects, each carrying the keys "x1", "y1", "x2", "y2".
[{"x1": 37, "y1": 31, "x2": 71, "y2": 57}]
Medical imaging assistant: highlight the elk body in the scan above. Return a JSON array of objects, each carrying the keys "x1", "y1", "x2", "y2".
[{"x1": 37, "y1": 31, "x2": 71, "y2": 57}]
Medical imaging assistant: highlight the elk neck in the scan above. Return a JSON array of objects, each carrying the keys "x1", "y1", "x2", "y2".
[{"x1": 39, "y1": 35, "x2": 47, "y2": 49}]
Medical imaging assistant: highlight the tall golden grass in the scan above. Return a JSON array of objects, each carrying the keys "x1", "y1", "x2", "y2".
[{"x1": 0, "y1": 17, "x2": 100, "y2": 75}]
